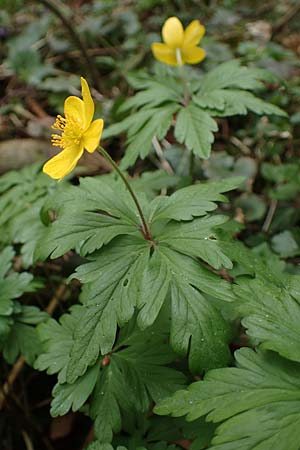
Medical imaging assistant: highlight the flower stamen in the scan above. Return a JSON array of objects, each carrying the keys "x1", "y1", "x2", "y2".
[
  {"x1": 51, "y1": 133, "x2": 64, "y2": 148},
  {"x1": 52, "y1": 115, "x2": 67, "y2": 131},
  {"x1": 50, "y1": 114, "x2": 85, "y2": 149}
]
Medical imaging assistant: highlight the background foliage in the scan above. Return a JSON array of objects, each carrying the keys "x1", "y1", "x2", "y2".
[{"x1": 1, "y1": 0, "x2": 300, "y2": 450}]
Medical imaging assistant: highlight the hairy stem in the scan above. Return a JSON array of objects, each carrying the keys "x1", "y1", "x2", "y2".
[{"x1": 98, "y1": 146, "x2": 152, "y2": 240}]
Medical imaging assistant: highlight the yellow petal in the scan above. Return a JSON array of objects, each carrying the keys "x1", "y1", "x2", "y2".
[
  {"x1": 81, "y1": 77, "x2": 94, "y2": 130},
  {"x1": 183, "y1": 20, "x2": 205, "y2": 47},
  {"x1": 43, "y1": 145, "x2": 84, "y2": 181},
  {"x1": 182, "y1": 46, "x2": 206, "y2": 64},
  {"x1": 162, "y1": 17, "x2": 184, "y2": 48},
  {"x1": 64, "y1": 96, "x2": 85, "y2": 127},
  {"x1": 83, "y1": 118, "x2": 104, "y2": 153},
  {"x1": 151, "y1": 43, "x2": 178, "y2": 66}
]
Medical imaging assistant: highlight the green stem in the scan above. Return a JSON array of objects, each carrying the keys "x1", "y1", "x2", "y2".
[
  {"x1": 189, "y1": 151, "x2": 195, "y2": 180},
  {"x1": 176, "y1": 50, "x2": 194, "y2": 177},
  {"x1": 98, "y1": 146, "x2": 152, "y2": 241},
  {"x1": 176, "y1": 49, "x2": 190, "y2": 106}
]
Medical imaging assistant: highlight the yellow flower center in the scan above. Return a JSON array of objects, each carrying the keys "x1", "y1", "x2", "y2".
[{"x1": 51, "y1": 114, "x2": 84, "y2": 149}]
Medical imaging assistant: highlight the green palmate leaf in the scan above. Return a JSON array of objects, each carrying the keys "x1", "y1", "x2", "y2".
[
  {"x1": 0, "y1": 163, "x2": 51, "y2": 227},
  {"x1": 2, "y1": 304, "x2": 47, "y2": 365},
  {"x1": 193, "y1": 90, "x2": 226, "y2": 111},
  {"x1": 174, "y1": 104, "x2": 218, "y2": 159},
  {"x1": 65, "y1": 236, "x2": 149, "y2": 383},
  {"x1": 35, "y1": 176, "x2": 238, "y2": 378},
  {"x1": 196, "y1": 89, "x2": 287, "y2": 118},
  {"x1": 287, "y1": 274, "x2": 300, "y2": 301},
  {"x1": 66, "y1": 235, "x2": 234, "y2": 378},
  {"x1": 158, "y1": 216, "x2": 233, "y2": 270},
  {"x1": 10, "y1": 199, "x2": 46, "y2": 268},
  {"x1": 193, "y1": 60, "x2": 286, "y2": 118},
  {"x1": 119, "y1": 76, "x2": 182, "y2": 112},
  {"x1": 148, "y1": 177, "x2": 244, "y2": 222},
  {"x1": 51, "y1": 361, "x2": 100, "y2": 416},
  {"x1": 103, "y1": 60, "x2": 285, "y2": 168},
  {"x1": 136, "y1": 250, "x2": 171, "y2": 329},
  {"x1": 112, "y1": 342, "x2": 185, "y2": 409},
  {"x1": 0, "y1": 246, "x2": 45, "y2": 364},
  {"x1": 0, "y1": 246, "x2": 15, "y2": 279},
  {"x1": 103, "y1": 101, "x2": 179, "y2": 170},
  {"x1": 218, "y1": 240, "x2": 283, "y2": 286},
  {"x1": 155, "y1": 348, "x2": 300, "y2": 450},
  {"x1": 197, "y1": 60, "x2": 271, "y2": 92},
  {"x1": 234, "y1": 276, "x2": 300, "y2": 363},
  {"x1": 35, "y1": 305, "x2": 84, "y2": 383},
  {"x1": 3, "y1": 320, "x2": 42, "y2": 364},
  {"x1": 90, "y1": 334, "x2": 185, "y2": 442},
  {"x1": 62, "y1": 206, "x2": 236, "y2": 379},
  {"x1": 90, "y1": 361, "x2": 132, "y2": 442},
  {"x1": 218, "y1": 237, "x2": 300, "y2": 362},
  {"x1": 120, "y1": 104, "x2": 179, "y2": 170},
  {"x1": 0, "y1": 313, "x2": 14, "y2": 338},
  {"x1": 103, "y1": 108, "x2": 158, "y2": 140},
  {"x1": 158, "y1": 246, "x2": 233, "y2": 372},
  {"x1": 0, "y1": 246, "x2": 33, "y2": 317},
  {"x1": 35, "y1": 176, "x2": 141, "y2": 260},
  {"x1": 170, "y1": 280, "x2": 230, "y2": 372},
  {"x1": 47, "y1": 315, "x2": 184, "y2": 442},
  {"x1": 127, "y1": 66, "x2": 182, "y2": 91},
  {"x1": 160, "y1": 247, "x2": 236, "y2": 304},
  {"x1": 0, "y1": 163, "x2": 56, "y2": 247}
]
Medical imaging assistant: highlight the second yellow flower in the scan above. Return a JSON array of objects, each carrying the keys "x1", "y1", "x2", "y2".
[{"x1": 151, "y1": 16, "x2": 206, "y2": 66}]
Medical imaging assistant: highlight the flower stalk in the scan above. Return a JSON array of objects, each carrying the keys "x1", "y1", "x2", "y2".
[
  {"x1": 151, "y1": 16, "x2": 206, "y2": 67},
  {"x1": 98, "y1": 146, "x2": 152, "y2": 241},
  {"x1": 176, "y1": 50, "x2": 191, "y2": 107},
  {"x1": 175, "y1": 52, "x2": 195, "y2": 178}
]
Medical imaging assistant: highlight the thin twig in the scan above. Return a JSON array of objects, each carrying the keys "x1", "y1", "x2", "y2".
[
  {"x1": 22, "y1": 430, "x2": 35, "y2": 450},
  {"x1": 152, "y1": 136, "x2": 174, "y2": 175},
  {"x1": 38, "y1": 0, "x2": 101, "y2": 91},
  {"x1": 272, "y1": 2, "x2": 300, "y2": 35},
  {"x1": 230, "y1": 136, "x2": 251, "y2": 155},
  {"x1": 262, "y1": 199, "x2": 278, "y2": 232},
  {"x1": 46, "y1": 283, "x2": 67, "y2": 315},
  {"x1": 0, "y1": 356, "x2": 26, "y2": 408},
  {"x1": 48, "y1": 47, "x2": 120, "y2": 64},
  {"x1": 0, "y1": 283, "x2": 67, "y2": 409}
]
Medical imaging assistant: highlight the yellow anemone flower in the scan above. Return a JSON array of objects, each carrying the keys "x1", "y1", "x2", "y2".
[
  {"x1": 43, "y1": 77, "x2": 104, "y2": 181},
  {"x1": 151, "y1": 16, "x2": 206, "y2": 66}
]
